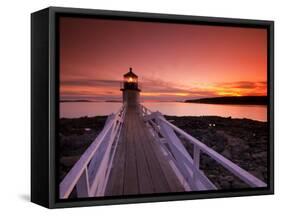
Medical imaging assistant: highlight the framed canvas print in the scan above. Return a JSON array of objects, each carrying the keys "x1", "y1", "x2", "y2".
[{"x1": 31, "y1": 7, "x2": 274, "y2": 208}]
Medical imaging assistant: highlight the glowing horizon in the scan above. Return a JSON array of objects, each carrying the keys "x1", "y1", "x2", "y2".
[{"x1": 60, "y1": 17, "x2": 267, "y2": 102}]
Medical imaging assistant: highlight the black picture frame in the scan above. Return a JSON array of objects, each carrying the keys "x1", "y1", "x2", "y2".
[{"x1": 31, "y1": 6, "x2": 274, "y2": 208}]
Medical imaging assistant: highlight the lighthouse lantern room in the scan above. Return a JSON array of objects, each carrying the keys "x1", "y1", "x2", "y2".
[{"x1": 121, "y1": 68, "x2": 141, "y2": 106}]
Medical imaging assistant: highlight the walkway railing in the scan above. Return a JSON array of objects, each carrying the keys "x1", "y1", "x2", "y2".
[
  {"x1": 139, "y1": 104, "x2": 267, "y2": 190},
  {"x1": 60, "y1": 104, "x2": 127, "y2": 199}
]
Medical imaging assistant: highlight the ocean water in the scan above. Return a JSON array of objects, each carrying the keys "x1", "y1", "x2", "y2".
[{"x1": 60, "y1": 102, "x2": 267, "y2": 122}]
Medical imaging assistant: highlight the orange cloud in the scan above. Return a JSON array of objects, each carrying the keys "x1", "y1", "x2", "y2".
[{"x1": 60, "y1": 76, "x2": 267, "y2": 101}]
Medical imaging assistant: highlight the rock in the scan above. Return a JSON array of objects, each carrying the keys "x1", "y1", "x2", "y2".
[
  {"x1": 170, "y1": 115, "x2": 268, "y2": 190},
  {"x1": 230, "y1": 143, "x2": 250, "y2": 159},
  {"x1": 60, "y1": 155, "x2": 80, "y2": 167},
  {"x1": 231, "y1": 181, "x2": 248, "y2": 189},
  {"x1": 249, "y1": 170, "x2": 265, "y2": 181},
  {"x1": 208, "y1": 174, "x2": 217, "y2": 179},
  {"x1": 221, "y1": 149, "x2": 232, "y2": 159},
  {"x1": 220, "y1": 180, "x2": 231, "y2": 188},
  {"x1": 211, "y1": 140, "x2": 225, "y2": 153},
  {"x1": 242, "y1": 152, "x2": 251, "y2": 158},
  {"x1": 224, "y1": 176, "x2": 234, "y2": 182},
  {"x1": 201, "y1": 155, "x2": 216, "y2": 168},
  {"x1": 252, "y1": 151, "x2": 267, "y2": 160},
  {"x1": 241, "y1": 144, "x2": 250, "y2": 152}
]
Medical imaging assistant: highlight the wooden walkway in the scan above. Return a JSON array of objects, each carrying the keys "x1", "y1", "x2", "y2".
[
  {"x1": 105, "y1": 106, "x2": 186, "y2": 196},
  {"x1": 59, "y1": 104, "x2": 267, "y2": 199}
]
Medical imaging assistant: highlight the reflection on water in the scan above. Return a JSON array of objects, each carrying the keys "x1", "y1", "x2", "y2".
[{"x1": 60, "y1": 102, "x2": 267, "y2": 122}]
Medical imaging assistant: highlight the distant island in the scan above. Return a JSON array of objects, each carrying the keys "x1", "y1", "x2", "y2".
[
  {"x1": 60, "y1": 99, "x2": 94, "y2": 103},
  {"x1": 104, "y1": 100, "x2": 122, "y2": 103},
  {"x1": 185, "y1": 96, "x2": 267, "y2": 105},
  {"x1": 60, "y1": 100, "x2": 122, "y2": 103}
]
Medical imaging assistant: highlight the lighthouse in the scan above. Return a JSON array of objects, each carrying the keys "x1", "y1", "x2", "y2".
[{"x1": 121, "y1": 67, "x2": 141, "y2": 107}]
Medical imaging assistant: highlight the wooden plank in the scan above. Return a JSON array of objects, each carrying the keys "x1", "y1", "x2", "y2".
[
  {"x1": 105, "y1": 106, "x2": 187, "y2": 196},
  {"x1": 144, "y1": 125, "x2": 185, "y2": 192},
  {"x1": 102, "y1": 121, "x2": 123, "y2": 195},
  {"x1": 104, "y1": 119, "x2": 127, "y2": 196},
  {"x1": 76, "y1": 168, "x2": 90, "y2": 198},
  {"x1": 136, "y1": 116, "x2": 171, "y2": 193},
  {"x1": 133, "y1": 112, "x2": 155, "y2": 194},
  {"x1": 123, "y1": 108, "x2": 139, "y2": 194},
  {"x1": 156, "y1": 115, "x2": 197, "y2": 189}
]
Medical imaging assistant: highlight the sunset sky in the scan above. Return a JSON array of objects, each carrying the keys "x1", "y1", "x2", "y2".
[{"x1": 60, "y1": 17, "x2": 267, "y2": 102}]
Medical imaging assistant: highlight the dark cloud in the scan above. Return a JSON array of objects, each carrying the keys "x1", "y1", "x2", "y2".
[
  {"x1": 141, "y1": 78, "x2": 185, "y2": 93},
  {"x1": 141, "y1": 77, "x2": 218, "y2": 96},
  {"x1": 216, "y1": 81, "x2": 266, "y2": 89},
  {"x1": 61, "y1": 79, "x2": 121, "y2": 87}
]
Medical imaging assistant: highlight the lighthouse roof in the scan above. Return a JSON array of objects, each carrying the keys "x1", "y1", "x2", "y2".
[{"x1": 124, "y1": 67, "x2": 138, "y2": 78}]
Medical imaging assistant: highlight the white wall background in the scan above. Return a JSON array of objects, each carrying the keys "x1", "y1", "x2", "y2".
[{"x1": 0, "y1": 0, "x2": 279, "y2": 214}]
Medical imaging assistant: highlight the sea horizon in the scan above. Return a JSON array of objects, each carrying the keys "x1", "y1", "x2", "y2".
[{"x1": 60, "y1": 101, "x2": 267, "y2": 122}]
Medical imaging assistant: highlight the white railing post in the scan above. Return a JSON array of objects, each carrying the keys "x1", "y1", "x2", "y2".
[
  {"x1": 87, "y1": 114, "x2": 115, "y2": 182},
  {"x1": 192, "y1": 145, "x2": 200, "y2": 185},
  {"x1": 193, "y1": 145, "x2": 200, "y2": 169},
  {"x1": 142, "y1": 106, "x2": 267, "y2": 190},
  {"x1": 156, "y1": 115, "x2": 267, "y2": 188},
  {"x1": 76, "y1": 167, "x2": 90, "y2": 197},
  {"x1": 154, "y1": 112, "x2": 197, "y2": 189},
  {"x1": 89, "y1": 108, "x2": 125, "y2": 196},
  {"x1": 59, "y1": 104, "x2": 127, "y2": 199}
]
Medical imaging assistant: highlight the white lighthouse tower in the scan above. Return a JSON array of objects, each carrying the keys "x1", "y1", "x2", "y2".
[{"x1": 120, "y1": 67, "x2": 141, "y2": 107}]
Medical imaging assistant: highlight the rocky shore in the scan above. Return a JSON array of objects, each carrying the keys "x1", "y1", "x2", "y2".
[
  {"x1": 59, "y1": 115, "x2": 268, "y2": 190},
  {"x1": 165, "y1": 115, "x2": 268, "y2": 189},
  {"x1": 59, "y1": 116, "x2": 107, "y2": 182}
]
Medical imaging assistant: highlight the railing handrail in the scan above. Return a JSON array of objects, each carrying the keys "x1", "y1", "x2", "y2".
[
  {"x1": 157, "y1": 115, "x2": 267, "y2": 187},
  {"x1": 139, "y1": 104, "x2": 267, "y2": 188},
  {"x1": 60, "y1": 104, "x2": 126, "y2": 199}
]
